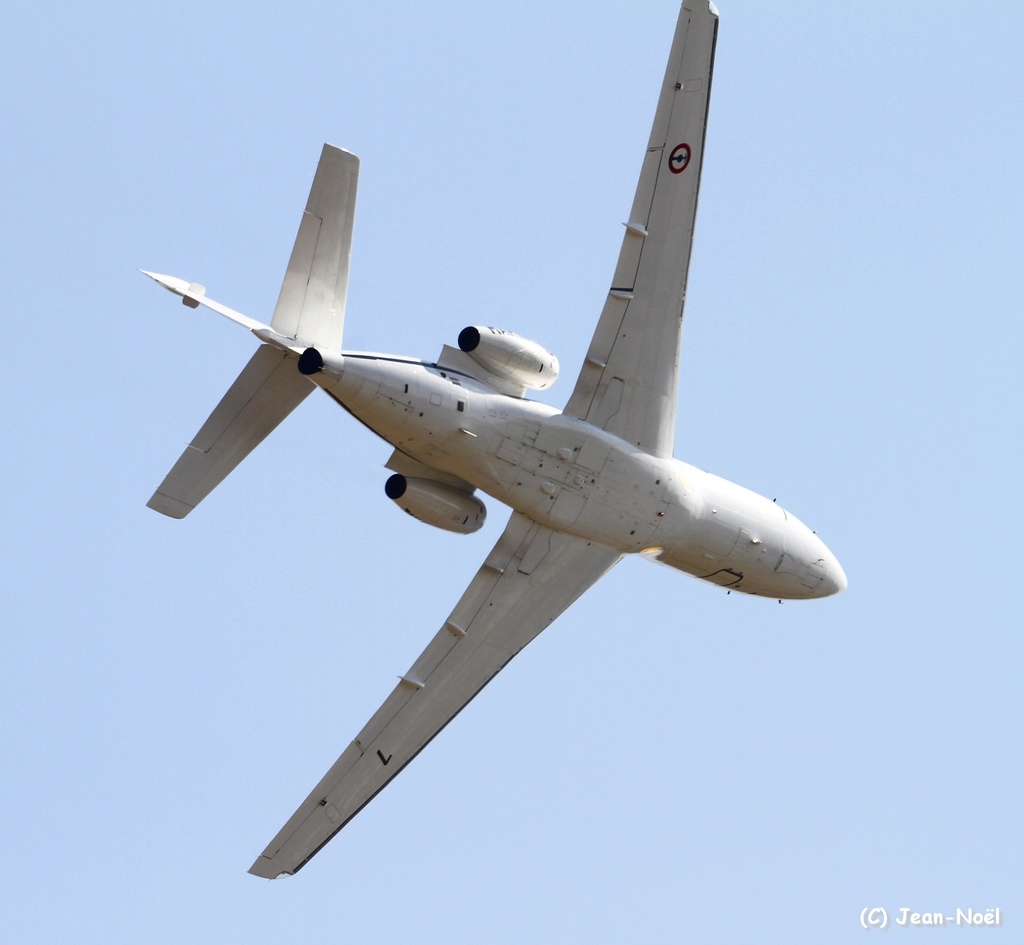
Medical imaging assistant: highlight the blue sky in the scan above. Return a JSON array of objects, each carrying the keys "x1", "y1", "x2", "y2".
[{"x1": 3, "y1": 2, "x2": 1021, "y2": 942}]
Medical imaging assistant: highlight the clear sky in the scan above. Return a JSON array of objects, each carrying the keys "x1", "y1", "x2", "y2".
[{"x1": 2, "y1": 1, "x2": 1021, "y2": 942}]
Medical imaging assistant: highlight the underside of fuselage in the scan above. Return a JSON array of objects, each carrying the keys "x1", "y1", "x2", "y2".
[{"x1": 310, "y1": 351, "x2": 845, "y2": 600}]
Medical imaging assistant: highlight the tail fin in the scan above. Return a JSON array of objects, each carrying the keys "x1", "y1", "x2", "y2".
[
  {"x1": 271, "y1": 145, "x2": 359, "y2": 351},
  {"x1": 146, "y1": 145, "x2": 359, "y2": 518},
  {"x1": 147, "y1": 346, "x2": 314, "y2": 518}
]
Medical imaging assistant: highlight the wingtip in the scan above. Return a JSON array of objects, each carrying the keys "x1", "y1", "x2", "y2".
[
  {"x1": 248, "y1": 857, "x2": 291, "y2": 880},
  {"x1": 146, "y1": 492, "x2": 193, "y2": 519},
  {"x1": 321, "y1": 143, "x2": 360, "y2": 168}
]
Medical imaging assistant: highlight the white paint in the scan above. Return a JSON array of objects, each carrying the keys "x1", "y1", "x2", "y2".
[{"x1": 144, "y1": 0, "x2": 844, "y2": 879}]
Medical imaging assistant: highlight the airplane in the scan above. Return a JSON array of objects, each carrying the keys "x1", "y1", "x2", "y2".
[{"x1": 143, "y1": 0, "x2": 845, "y2": 879}]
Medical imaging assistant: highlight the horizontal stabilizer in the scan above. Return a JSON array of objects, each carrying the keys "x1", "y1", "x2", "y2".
[
  {"x1": 271, "y1": 145, "x2": 359, "y2": 351},
  {"x1": 148, "y1": 345, "x2": 314, "y2": 518}
]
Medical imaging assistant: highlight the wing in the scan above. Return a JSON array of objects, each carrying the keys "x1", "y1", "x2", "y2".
[
  {"x1": 147, "y1": 346, "x2": 314, "y2": 518},
  {"x1": 249, "y1": 512, "x2": 621, "y2": 878},
  {"x1": 563, "y1": 1, "x2": 718, "y2": 457},
  {"x1": 270, "y1": 145, "x2": 359, "y2": 352}
]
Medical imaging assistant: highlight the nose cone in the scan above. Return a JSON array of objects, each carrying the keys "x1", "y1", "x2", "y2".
[
  {"x1": 802, "y1": 528, "x2": 847, "y2": 598},
  {"x1": 780, "y1": 516, "x2": 848, "y2": 599},
  {"x1": 819, "y1": 550, "x2": 848, "y2": 597}
]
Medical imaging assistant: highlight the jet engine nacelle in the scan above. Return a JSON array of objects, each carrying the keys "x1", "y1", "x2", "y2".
[
  {"x1": 385, "y1": 474, "x2": 487, "y2": 534},
  {"x1": 457, "y1": 326, "x2": 559, "y2": 391}
]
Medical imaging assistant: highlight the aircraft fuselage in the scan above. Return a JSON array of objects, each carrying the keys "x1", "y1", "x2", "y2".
[{"x1": 312, "y1": 352, "x2": 845, "y2": 600}]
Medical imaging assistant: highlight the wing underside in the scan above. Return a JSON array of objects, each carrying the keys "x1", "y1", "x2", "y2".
[
  {"x1": 249, "y1": 512, "x2": 620, "y2": 878},
  {"x1": 563, "y1": 1, "x2": 718, "y2": 457}
]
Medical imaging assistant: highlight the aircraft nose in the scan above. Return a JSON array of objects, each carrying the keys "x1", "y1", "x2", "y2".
[
  {"x1": 806, "y1": 532, "x2": 847, "y2": 597},
  {"x1": 822, "y1": 553, "x2": 848, "y2": 596},
  {"x1": 796, "y1": 526, "x2": 847, "y2": 598}
]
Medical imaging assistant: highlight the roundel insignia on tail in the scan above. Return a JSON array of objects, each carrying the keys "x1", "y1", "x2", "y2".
[{"x1": 668, "y1": 143, "x2": 691, "y2": 174}]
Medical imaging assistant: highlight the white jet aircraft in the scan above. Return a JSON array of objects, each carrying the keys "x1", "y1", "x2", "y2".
[{"x1": 144, "y1": 0, "x2": 844, "y2": 879}]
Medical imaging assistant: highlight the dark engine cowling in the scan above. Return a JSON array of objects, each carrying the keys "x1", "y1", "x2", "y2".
[
  {"x1": 385, "y1": 474, "x2": 486, "y2": 534},
  {"x1": 457, "y1": 326, "x2": 559, "y2": 390}
]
